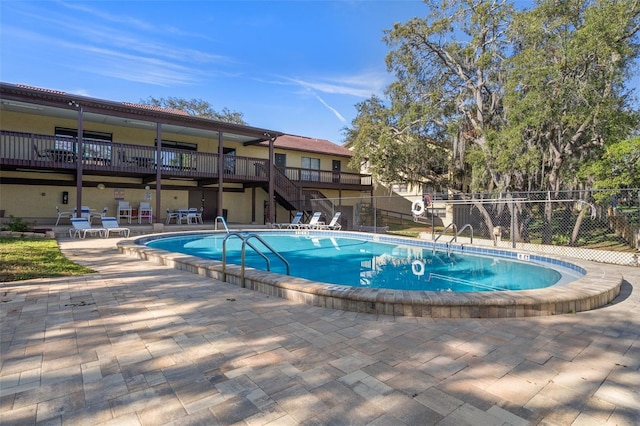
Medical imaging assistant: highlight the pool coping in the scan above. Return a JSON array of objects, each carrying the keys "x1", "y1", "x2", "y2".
[{"x1": 117, "y1": 229, "x2": 623, "y2": 318}]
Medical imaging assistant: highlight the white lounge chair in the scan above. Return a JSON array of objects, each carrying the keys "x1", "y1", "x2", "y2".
[
  {"x1": 273, "y1": 211, "x2": 303, "y2": 229},
  {"x1": 314, "y1": 212, "x2": 342, "y2": 230},
  {"x1": 101, "y1": 217, "x2": 131, "y2": 238},
  {"x1": 298, "y1": 212, "x2": 322, "y2": 229},
  {"x1": 69, "y1": 218, "x2": 106, "y2": 239},
  {"x1": 56, "y1": 206, "x2": 73, "y2": 225}
]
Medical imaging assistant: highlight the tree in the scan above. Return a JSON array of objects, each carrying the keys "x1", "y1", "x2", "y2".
[
  {"x1": 347, "y1": 0, "x2": 515, "y2": 192},
  {"x1": 346, "y1": 0, "x2": 639, "y2": 195},
  {"x1": 504, "y1": 0, "x2": 640, "y2": 242},
  {"x1": 504, "y1": 0, "x2": 640, "y2": 194},
  {"x1": 140, "y1": 96, "x2": 246, "y2": 124},
  {"x1": 345, "y1": 96, "x2": 450, "y2": 187},
  {"x1": 582, "y1": 136, "x2": 640, "y2": 189},
  {"x1": 347, "y1": 0, "x2": 515, "y2": 241}
]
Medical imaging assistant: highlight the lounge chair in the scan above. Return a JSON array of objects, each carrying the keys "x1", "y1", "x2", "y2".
[
  {"x1": 313, "y1": 212, "x2": 342, "y2": 230},
  {"x1": 298, "y1": 212, "x2": 322, "y2": 229},
  {"x1": 101, "y1": 217, "x2": 131, "y2": 237},
  {"x1": 273, "y1": 211, "x2": 303, "y2": 229},
  {"x1": 56, "y1": 206, "x2": 73, "y2": 225},
  {"x1": 69, "y1": 218, "x2": 106, "y2": 239}
]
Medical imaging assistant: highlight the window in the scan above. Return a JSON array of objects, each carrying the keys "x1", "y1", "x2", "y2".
[
  {"x1": 155, "y1": 139, "x2": 197, "y2": 169},
  {"x1": 55, "y1": 127, "x2": 112, "y2": 160},
  {"x1": 223, "y1": 148, "x2": 235, "y2": 174},
  {"x1": 301, "y1": 157, "x2": 320, "y2": 181},
  {"x1": 275, "y1": 153, "x2": 286, "y2": 168},
  {"x1": 392, "y1": 183, "x2": 409, "y2": 193},
  {"x1": 332, "y1": 160, "x2": 341, "y2": 183}
]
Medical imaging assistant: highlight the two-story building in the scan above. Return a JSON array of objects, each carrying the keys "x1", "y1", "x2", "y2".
[{"x1": 0, "y1": 82, "x2": 372, "y2": 229}]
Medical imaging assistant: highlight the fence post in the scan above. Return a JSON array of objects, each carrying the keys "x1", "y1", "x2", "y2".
[
  {"x1": 373, "y1": 196, "x2": 377, "y2": 232},
  {"x1": 510, "y1": 193, "x2": 516, "y2": 249},
  {"x1": 431, "y1": 195, "x2": 435, "y2": 241}
]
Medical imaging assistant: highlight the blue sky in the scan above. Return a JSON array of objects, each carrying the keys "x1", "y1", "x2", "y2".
[
  {"x1": 2, "y1": 1, "x2": 638, "y2": 145},
  {"x1": 0, "y1": 0, "x2": 430, "y2": 144}
]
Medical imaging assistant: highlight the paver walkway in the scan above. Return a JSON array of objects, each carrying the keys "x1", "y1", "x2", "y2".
[{"x1": 1, "y1": 236, "x2": 639, "y2": 425}]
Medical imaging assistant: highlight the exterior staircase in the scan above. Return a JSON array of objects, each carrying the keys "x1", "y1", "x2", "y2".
[{"x1": 261, "y1": 166, "x2": 336, "y2": 223}]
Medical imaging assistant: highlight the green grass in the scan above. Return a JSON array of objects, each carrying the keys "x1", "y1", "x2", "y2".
[
  {"x1": 0, "y1": 237, "x2": 95, "y2": 282},
  {"x1": 385, "y1": 221, "x2": 635, "y2": 252}
]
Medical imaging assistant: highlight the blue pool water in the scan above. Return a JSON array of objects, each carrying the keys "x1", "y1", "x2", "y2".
[{"x1": 145, "y1": 233, "x2": 579, "y2": 292}]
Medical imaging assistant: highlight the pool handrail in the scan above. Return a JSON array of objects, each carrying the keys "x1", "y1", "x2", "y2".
[
  {"x1": 434, "y1": 223, "x2": 457, "y2": 246},
  {"x1": 222, "y1": 232, "x2": 290, "y2": 288},
  {"x1": 449, "y1": 223, "x2": 473, "y2": 245},
  {"x1": 215, "y1": 215, "x2": 229, "y2": 232}
]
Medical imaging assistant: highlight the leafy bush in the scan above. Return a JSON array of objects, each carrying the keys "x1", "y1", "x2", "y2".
[{"x1": 2, "y1": 216, "x2": 36, "y2": 232}]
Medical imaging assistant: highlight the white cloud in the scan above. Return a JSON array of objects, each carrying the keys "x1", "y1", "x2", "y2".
[
  {"x1": 288, "y1": 70, "x2": 389, "y2": 99},
  {"x1": 313, "y1": 94, "x2": 347, "y2": 123}
]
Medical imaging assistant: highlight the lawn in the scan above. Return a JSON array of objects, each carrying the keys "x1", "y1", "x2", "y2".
[{"x1": 0, "y1": 237, "x2": 95, "y2": 282}]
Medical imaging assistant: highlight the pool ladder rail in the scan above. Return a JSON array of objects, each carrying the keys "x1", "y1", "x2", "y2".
[
  {"x1": 434, "y1": 223, "x2": 473, "y2": 256},
  {"x1": 222, "y1": 232, "x2": 290, "y2": 288},
  {"x1": 215, "y1": 215, "x2": 229, "y2": 232}
]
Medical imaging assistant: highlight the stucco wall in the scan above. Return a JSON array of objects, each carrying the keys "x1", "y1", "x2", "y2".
[{"x1": 0, "y1": 183, "x2": 188, "y2": 225}]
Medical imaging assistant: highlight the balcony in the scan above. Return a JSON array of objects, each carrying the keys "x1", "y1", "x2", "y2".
[{"x1": 1, "y1": 131, "x2": 372, "y2": 189}]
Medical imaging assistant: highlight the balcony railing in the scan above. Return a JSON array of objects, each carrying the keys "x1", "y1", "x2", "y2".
[{"x1": 1, "y1": 130, "x2": 372, "y2": 188}]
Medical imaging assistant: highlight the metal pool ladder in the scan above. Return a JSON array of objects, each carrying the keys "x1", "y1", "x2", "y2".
[
  {"x1": 222, "y1": 232, "x2": 290, "y2": 288},
  {"x1": 434, "y1": 223, "x2": 457, "y2": 252},
  {"x1": 446, "y1": 224, "x2": 474, "y2": 256},
  {"x1": 433, "y1": 223, "x2": 474, "y2": 256},
  {"x1": 215, "y1": 215, "x2": 229, "y2": 232}
]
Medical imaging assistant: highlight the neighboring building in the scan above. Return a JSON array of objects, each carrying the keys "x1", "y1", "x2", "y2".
[{"x1": 0, "y1": 83, "x2": 372, "y2": 228}]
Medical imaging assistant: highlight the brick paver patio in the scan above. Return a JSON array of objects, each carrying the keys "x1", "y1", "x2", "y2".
[{"x1": 1, "y1": 236, "x2": 639, "y2": 425}]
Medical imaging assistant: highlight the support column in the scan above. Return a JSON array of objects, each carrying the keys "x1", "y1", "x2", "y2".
[
  {"x1": 74, "y1": 102, "x2": 83, "y2": 218},
  {"x1": 155, "y1": 123, "x2": 162, "y2": 223},
  {"x1": 268, "y1": 134, "x2": 276, "y2": 224},
  {"x1": 218, "y1": 131, "x2": 224, "y2": 218}
]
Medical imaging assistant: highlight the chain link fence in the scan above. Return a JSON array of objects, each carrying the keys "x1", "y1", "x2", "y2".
[{"x1": 312, "y1": 188, "x2": 640, "y2": 267}]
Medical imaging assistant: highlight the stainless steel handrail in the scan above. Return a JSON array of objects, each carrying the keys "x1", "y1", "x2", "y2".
[
  {"x1": 222, "y1": 232, "x2": 290, "y2": 287},
  {"x1": 215, "y1": 215, "x2": 229, "y2": 232},
  {"x1": 434, "y1": 223, "x2": 457, "y2": 245}
]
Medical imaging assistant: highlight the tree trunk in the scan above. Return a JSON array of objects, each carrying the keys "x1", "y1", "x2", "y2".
[{"x1": 570, "y1": 203, "x2": 588, "y2": 246}]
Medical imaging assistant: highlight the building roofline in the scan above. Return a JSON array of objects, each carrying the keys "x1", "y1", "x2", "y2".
[{"x1": 0, "y1": 82, "x2": 284, "y2": 141}]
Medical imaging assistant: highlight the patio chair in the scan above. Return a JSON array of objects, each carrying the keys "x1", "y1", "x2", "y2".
[
  {"x1": 69, "y1": 218, "x2": 106, "y2": 239},
  {"x1": 73, "y1": 206, "x2": 92, "y2": 220},
  {"x1": 101, "y1": 217, "x2": 131, "y2": 238},
  {"x1": 166, "y1": 208, "x2": 180, "y2": 224},
  {"x1": 33, "y1": 143, "x2": 51, "y2": 160},
  {"x1": 117, "y1": 201, "x2": 132, "y2": 224},
  {"x1": 297, "y1": 212, "x2": 322, "y2": 229},
  {"x1": 313, "y1": 212, "x2": 342, "y2": 230},
  {"x1": 90, "y1": 207, "x2": 108, "y2": 224},
  {"x1": 55, "y1": 206, "x2": 73, "y2": 226},
  {"x1": 273, "y1": 211, "x2": 303, "y2": 229},
  {"x1": 194, "y1": 207, "x2": 204, "y2": 224},
  {"x1": 138, "y1": 202, "x2": 152, "y2": 224},
  {"x1": 180, "y1": 208, "x2": 199, "y2": 225}
]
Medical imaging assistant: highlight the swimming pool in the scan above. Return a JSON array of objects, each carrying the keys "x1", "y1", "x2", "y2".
[
  {"x1": 144, "y1": 232, "x2": 579, "y2": 292},
  {"x1": 118, "y1": 230, "x2": 622, "y2": 318}
]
